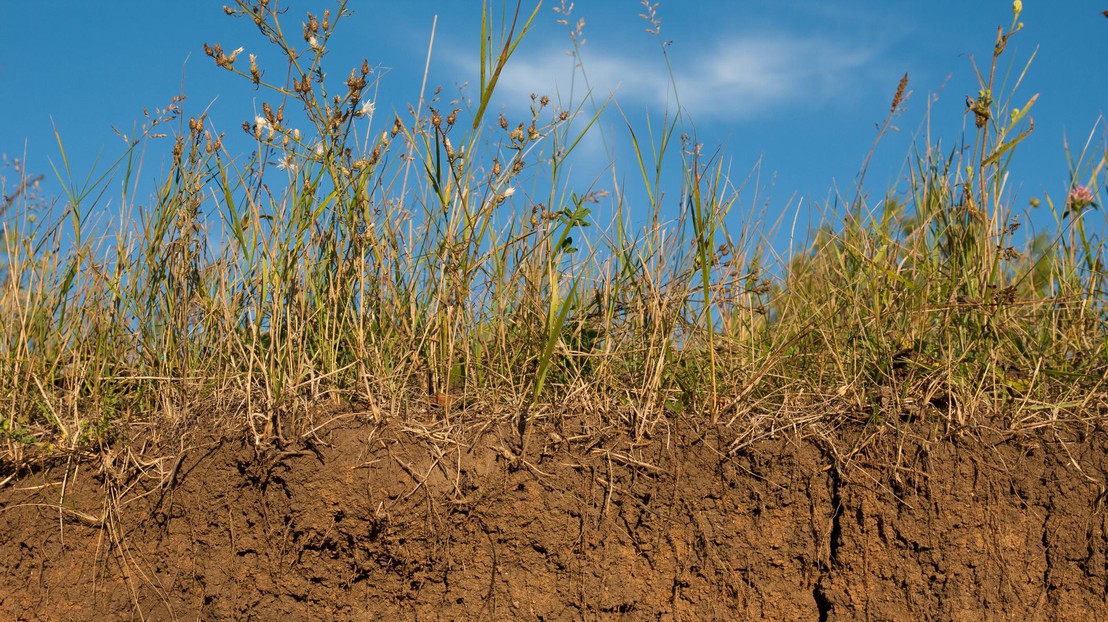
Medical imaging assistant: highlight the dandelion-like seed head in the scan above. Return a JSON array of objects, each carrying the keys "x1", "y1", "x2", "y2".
[{"x1": 356, "y1": 100, "x2": 375, "y2": 117}]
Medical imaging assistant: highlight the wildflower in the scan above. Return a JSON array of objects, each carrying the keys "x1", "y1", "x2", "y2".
[
  {"x1": 314, "y1": 142, "x2": 325, "y2": 157},
  {"x1": 254, "y1": 115, "x2": 269, "y2": 130},
  {"x1": 309, "y1": 35, "x2": 321, "y2": 51},
  {"x1": 277, "y1": 155, "x2": 298, "y2": 173},
  {"x1": 1012, "y1": 0, "x2": 1022, "y2": 17},
  {"x1": 1066, "y1": 185, "x2": 1097, "y2": 212},
  {"x1": 503, "y1": 187, "x2": 516, "y2": 198},
  {"x1": 356, "y1": 99, "x2": 375, "y2": 117}
]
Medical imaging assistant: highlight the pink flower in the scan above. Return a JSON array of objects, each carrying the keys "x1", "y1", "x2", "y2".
[{"x1": 1066, "y1": 185, "x2": 1096, "y2": 212}]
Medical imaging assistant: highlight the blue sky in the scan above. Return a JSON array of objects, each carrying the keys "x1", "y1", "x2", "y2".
[{"x1": 1, "y1": 1, "x2": 1105, "y2": 248}]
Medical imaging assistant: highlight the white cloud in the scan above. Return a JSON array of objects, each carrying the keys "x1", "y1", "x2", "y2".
[
  {"x1": 480, "y1": 31, "x2": 878, "y2": 121},
  {"x1": 678, "y1": 36, "x2": 877, "y2": 118}
]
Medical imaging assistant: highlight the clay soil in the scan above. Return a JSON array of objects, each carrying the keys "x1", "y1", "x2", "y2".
[{"x1": 1, "y1": 412, "x2": 1106, "y2": 621}]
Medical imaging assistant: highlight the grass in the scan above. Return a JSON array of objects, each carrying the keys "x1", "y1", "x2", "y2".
[{"x1": 0, "y1": 0, "x2": 1105, "y2": 470}]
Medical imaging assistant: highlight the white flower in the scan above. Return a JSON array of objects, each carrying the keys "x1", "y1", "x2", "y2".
[
  {"x1": 277, "y1": 155, "x2": 298, "y2": 173},
  {"x1": 503, "y1": 187, "x2": 516, "y2": 198},
  {"x1": 356, "y1": 99, "x2": 375, "y2": 117},
  {"x1": 254, "y1": 115, "x2": 269, "y2": 129},
  {"x1": 308, "y1": 35, "x2": 320, "y2": 51},
  {"x1": 314, "y1": 142, "x2": 325, "y2": 157}
]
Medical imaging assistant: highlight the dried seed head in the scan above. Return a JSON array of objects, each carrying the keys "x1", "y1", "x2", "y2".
[
  {"x1": 361, "y1": 59, "x2": 370, "y2": 76},
  {"x1": 527, "y1": 123, "x2": 539, "y2": 140},
  {"x1": 891, "y1": 72, "x2": 908, "y2": 113},
  {"x1": 346, "y1": 68, "x2": 366, "y2": 96},
  {"x1": 540, "y1": 95, "x2": 549, "y2": 106},
  {"x1": 492, "y1": 158, "x2": 501, "y2": 176},
  {"x1": 559, "y1": 110, "x2": 569, "y2": 121},
  {"x1": 294, "y1": 74, "x2": 311, "y2": 95},
  {"x1": 510, "y1": 124, "x2": 525, "y2": 142},
  {"x1": 249, "y1": 54, "x2": 261, "y2": 85},
  {"x1": 431, "y1": 108, "x2": 442, "y2": 128},
  {"x1": 223, "y1": 5, "x2": 234, "y2": 15},
  {"x1": 322, "y1": 9, "x2": 331, "y2": 30},
  {"x1": 446, "y1": 108, "x2": 459, "y2": 127},
  {"x1": 498, "y1": 113, "x2": 509, "y2": 130}
]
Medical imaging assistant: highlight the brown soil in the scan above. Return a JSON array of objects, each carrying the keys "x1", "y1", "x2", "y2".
[{"x1": 1, "y1": 413, "x2": 1106, "y2": 621}]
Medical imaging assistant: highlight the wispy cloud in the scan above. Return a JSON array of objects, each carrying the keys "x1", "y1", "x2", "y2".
[
  {"x1": 676, "y1": 35, "x2": 878, "y2": 118},
  {"x1": 469, "y1": 31, "x2": 880, "y2": 121}
]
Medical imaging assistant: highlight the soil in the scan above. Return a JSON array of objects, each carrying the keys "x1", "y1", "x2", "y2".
[{"x1": 1, "y1": 410, "x2": 1106, "y2": 621}]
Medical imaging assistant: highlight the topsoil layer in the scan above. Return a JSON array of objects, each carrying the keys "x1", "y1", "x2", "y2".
[{"x1": 1, "y1": 412, "x2": 1106, "y2": 621}]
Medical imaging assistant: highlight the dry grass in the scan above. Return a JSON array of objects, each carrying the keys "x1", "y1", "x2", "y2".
[{"x1": 0, "y1": 0, "x2": 1105, "y2": 475}]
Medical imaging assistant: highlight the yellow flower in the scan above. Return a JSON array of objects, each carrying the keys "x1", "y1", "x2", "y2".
[{"x1": 1012, "y1": 0, "x2": 1022, "y2": 17}]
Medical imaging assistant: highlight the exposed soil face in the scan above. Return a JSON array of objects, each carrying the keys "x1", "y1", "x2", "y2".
[{"x1": 1, "y1": 413, "x2": 1106, "y2": 621}]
